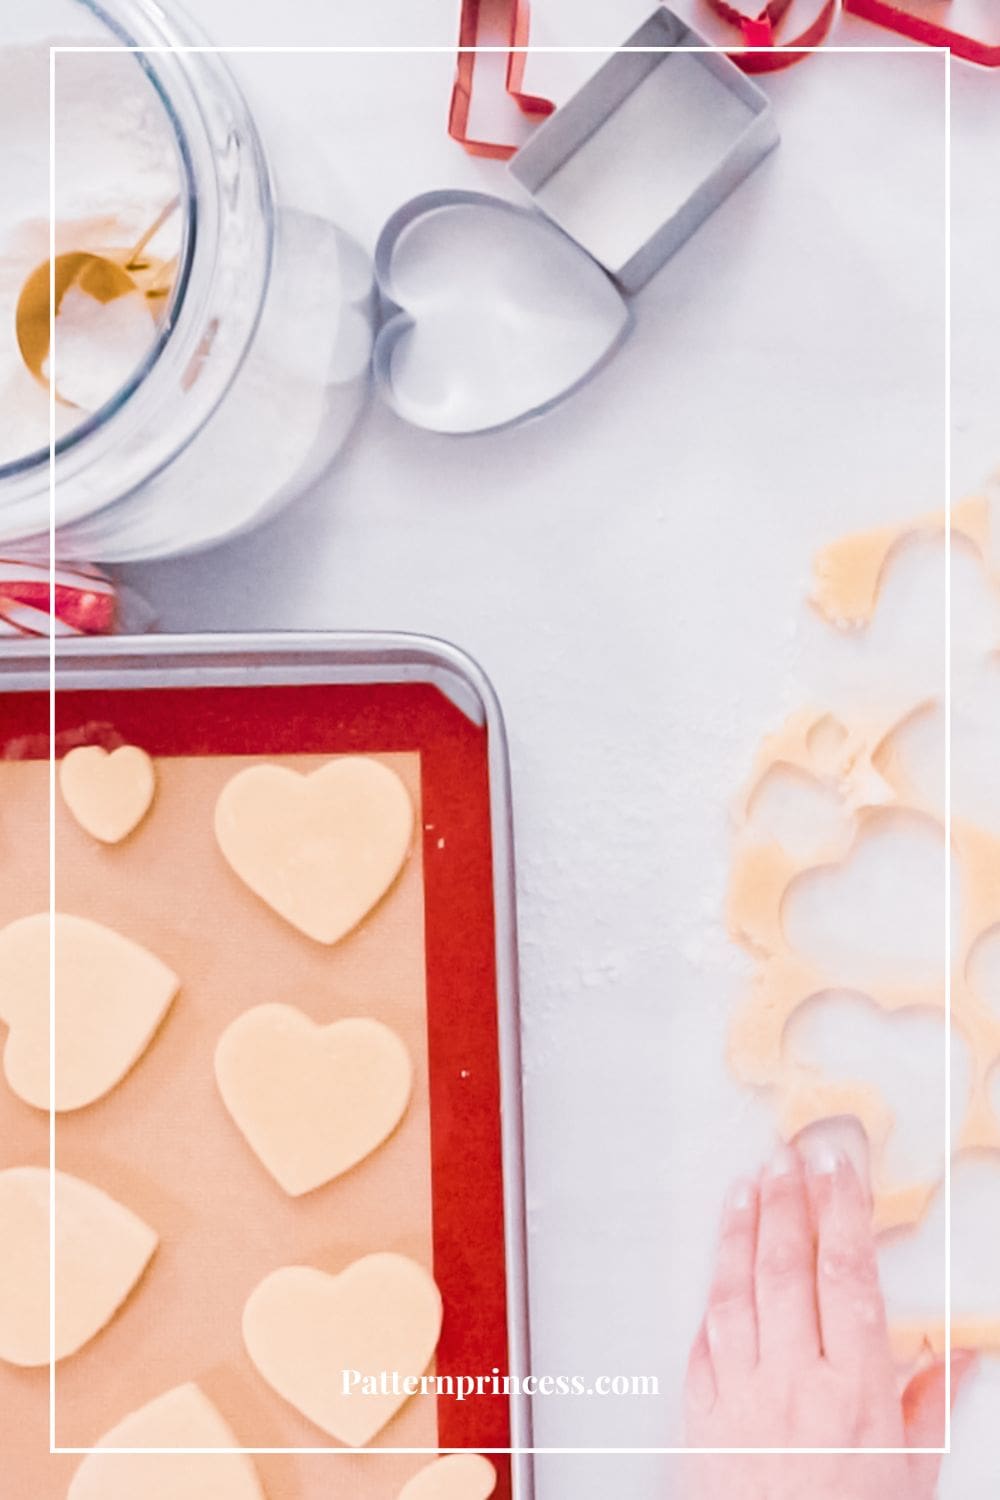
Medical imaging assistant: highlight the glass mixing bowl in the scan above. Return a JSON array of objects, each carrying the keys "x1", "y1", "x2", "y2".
[{"x1": 0, "y1": 0, "x2": 375, "y2": 561}]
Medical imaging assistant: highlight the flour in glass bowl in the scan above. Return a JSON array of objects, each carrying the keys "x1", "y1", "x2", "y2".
[
  {"x1": 0, "y1": 40, "x2": 182, "y2": 470},
  {"x1": 0, "y1": 16, "x2": 377, "y2": 561}
]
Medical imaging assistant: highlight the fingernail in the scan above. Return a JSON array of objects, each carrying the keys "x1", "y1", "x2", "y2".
[
  {"x1": 766, "y1": 1143, "x2": 798, "y2": 1178},
  {"x1": 725, "y1": 1178, "x2": 755, "y2": 1214},
  {"x1": 805, "y1": 1142, "x2": 845, "y2": 1177}
]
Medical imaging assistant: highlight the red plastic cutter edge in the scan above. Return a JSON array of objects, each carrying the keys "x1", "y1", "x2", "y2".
[
  {"x1": 843, "y1": 0, "x2": 1000, "y2": 65},
  {"x1": 449, "y1": 0, "x2": 555, "y2": 160},
  {"x1": 706, "y1": 0, "x2": 840, "y2": 70}
]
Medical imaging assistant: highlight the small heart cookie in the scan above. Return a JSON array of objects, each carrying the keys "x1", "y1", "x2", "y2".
[
  {"x1": 0, "y1": 1166, "x2": 157, "y2": 1366},
  {"x1": 215, "y1": 1004, "x2": 412, "y2": 1196},
  {"x1": 68, "y1": 1382, "x2": 265, "y2": 1500},
  {"x1": 0, "y1": 911, "x2": 180, "y2": 1111},
  {"x1": 399, "y1": 1455, "x2": 498, "y2": 1500},
  {"x1": 215, "y1": 757, "x2": 414, "y2": 945},
  {"x1": 242, "y1": 1253, "x2": 443, "y2": 1446},
  {"x1": 59, "y1": 745, "x2": 156, "y2": 843}
]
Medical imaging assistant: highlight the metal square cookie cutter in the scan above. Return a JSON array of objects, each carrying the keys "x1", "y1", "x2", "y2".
[{"x1": 508, "y1": 7, "x2": 780, "y2": 293}]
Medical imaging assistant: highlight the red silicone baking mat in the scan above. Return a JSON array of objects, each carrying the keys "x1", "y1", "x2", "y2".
[{"x1": 0, "y1": 661, "x2": 519, "y2": 1500}]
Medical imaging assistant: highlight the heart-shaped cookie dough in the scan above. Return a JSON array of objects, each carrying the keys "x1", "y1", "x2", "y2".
[
  {"x1": 399, "y1": 1455, "x2": 498, "y2": 1500},
  {"x1": 215, "y1": 757, "x2": 414, "y2": 945},
  {"x1": 0, "y1": 912, "x2": 180, "y2": 1111},
  {"x1": 67, "y1": 1382, "x2": 265, "y2": 1500},
  {"x1": 242, "y1": 1253, "x2": 443, "y2": 1446},
  {"x1": 59, "y1": 745, "x2": 156, "y2": 843},
  {"x1": 215, "y1": 1004, "x2": 412, "y2": 1196},
  {"x1": 0, "y1": 1166, "x2": 157, "y2": 1366},
  {"x1": 373, "y1": 191, "x2": 631, "y2": 434}
]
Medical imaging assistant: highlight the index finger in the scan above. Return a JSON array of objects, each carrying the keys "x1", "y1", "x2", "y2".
[
  {"x1": 808, "y1": 1148, "x2": 891, "y2": 1375},
  {"x1": 704, "y1": 1177, "x2": 760, "y2": 1391},
  {"x1": 754, "y1": 1145, "x2": 821, "y2": 1368}
]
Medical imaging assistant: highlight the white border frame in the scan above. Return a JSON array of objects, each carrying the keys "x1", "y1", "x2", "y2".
[{"x1": 46, "y1": 38, "x2": 953, "y2": 1464}]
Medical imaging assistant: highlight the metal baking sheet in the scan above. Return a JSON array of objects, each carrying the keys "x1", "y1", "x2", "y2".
[{"x1": 0, "y1": 631, "x2": 530, "y2": 1499}]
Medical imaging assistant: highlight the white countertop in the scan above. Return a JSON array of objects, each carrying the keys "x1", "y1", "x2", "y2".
[{"x1": 126, "y1": 4, "x2": 1000, "y2": 1493}]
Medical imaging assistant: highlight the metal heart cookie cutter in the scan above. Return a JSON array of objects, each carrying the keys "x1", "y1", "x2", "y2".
[
  {"x1": 372, "y1": 191, "x2": 633, "y2": 435},
  {"x1": 373, "y1": 7, "x2": 779, "y2": 433}
]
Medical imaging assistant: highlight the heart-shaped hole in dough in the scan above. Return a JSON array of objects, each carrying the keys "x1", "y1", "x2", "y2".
[
  {"x1": 783, "y1": 810, "x2": 960, "y2": 990},
  {"x1": 969, "y1": 925, "x2": 1000, "y2": 1020},
  {"x1": 215, "y1": 1004, "x2": 412, "y2": 1196},
  {"x1": 880, "y1": 1154, "x2": 1000, "y2": 1363},
  {"x1": 784, "y1": 990, "x2": 970, "y2": 1188}
]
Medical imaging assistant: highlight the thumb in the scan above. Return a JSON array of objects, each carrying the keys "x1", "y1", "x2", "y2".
[{"x1": 903, "y1": 1349, "x2": 977, "y2": 1447}]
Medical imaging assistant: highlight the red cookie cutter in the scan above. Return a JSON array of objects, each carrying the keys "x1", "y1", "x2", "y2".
[
  {"x1": 711, "y1": 0, "x2": 795, "y2": 44},
  {"x1": 704, "y1": 0, "x2": 840, "y2": 70},
  {"x1": 843, "y1": 0, "x2": 1000, "y2": 65},
  {"x1": 448, "y1": 0, "x2": 555, "y2": 160}
]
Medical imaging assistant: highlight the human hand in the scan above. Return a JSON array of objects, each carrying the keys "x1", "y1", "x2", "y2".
[{"x1": 683, "y1": 1142, "x2": 974, "y2": 1499}]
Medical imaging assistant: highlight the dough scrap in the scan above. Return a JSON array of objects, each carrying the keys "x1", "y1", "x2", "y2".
[
  {"x1": 399, "y1": 1454, "x2": 498, "y2": 1500},
  {"x1": 729, "y1": 492, "x2": 1000, "y2": 1353},
  {"x1": 811, "y1": 493, "x2": 993, "y2": 629},
  {"x1": 728, "y1": 717, "x2": 1000, "y2": 1231},
  {"x1": 59, "y1": 744, "x2": 156, "y2": 843},
  {"x1": 67, "y1": 1382, "x2": 265, "y2": 1500},
  {"x1": 0, "y1": 1166, "x2": 157, "y2": 1367},
  {"x1": 215, "y1": 757, "x2": 414, "y2": 945},
  {"x1": 242, "y1": 1252, "x2": 443, "y2": 1447},
  {"x1": 0, "y1": 911, "x2": 179, "y2": 1111},
  {"x1": 890, "y1": 1321, "x2": 1000, "y2": 1365},
  {"x1": 215, "y1": 1004, "x2": 412, "y2": 1196}
]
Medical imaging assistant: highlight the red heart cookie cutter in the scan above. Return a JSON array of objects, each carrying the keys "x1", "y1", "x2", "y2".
[{"x1": 704, "y1": 0, "x2": 840, "y2": 70}]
